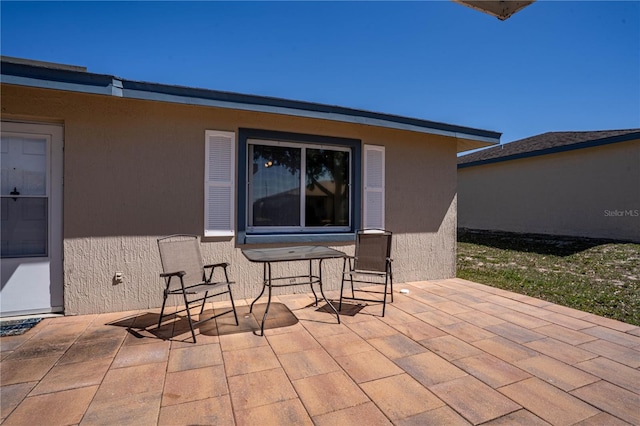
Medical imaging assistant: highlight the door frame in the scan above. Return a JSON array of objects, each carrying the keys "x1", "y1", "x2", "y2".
[{"x1": 1, "y1": 120, "x2": 64, "y2": 316}]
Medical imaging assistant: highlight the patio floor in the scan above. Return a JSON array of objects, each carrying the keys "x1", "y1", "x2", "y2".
[{"x1": 1, "y1": 278, "x2": 639, "y2": 425}]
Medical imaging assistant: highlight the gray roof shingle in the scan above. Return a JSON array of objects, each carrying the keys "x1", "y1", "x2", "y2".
[{"x1": 458, "y1": 129, "x2": 640, "y2": 167}]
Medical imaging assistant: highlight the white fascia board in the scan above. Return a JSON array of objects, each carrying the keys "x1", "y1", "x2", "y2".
[{"x1": 2, "y1": 74, "x2": 123, "y2": 97}]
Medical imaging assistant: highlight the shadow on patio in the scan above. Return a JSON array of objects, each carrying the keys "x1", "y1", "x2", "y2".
[{"x1": 1, "y1": 278, "x2": 639, "y2": 425}]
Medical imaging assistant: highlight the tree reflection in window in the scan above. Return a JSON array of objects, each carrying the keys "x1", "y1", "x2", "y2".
[{"x1": 249, "y1": 143, "x2": 350, "y2": 229}]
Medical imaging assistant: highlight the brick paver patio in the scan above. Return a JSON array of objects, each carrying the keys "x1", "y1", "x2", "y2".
[{"x1": 1, "y1": 278, "x2": 639, "y2": 425}]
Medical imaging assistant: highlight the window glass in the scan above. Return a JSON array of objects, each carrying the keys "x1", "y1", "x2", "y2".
[
  {"x1": 248, "y1": 142, "x2": 350, "y2": 231},
  {"x1": 1, "y1": 137, "x2": 47, "y2": 196},
  {"x1": 1, "y1": 135, "x2": 48, "y2": 258},
  {"x1": 250, "y1": 145, "x2": 301, "y2": 227},
  {"x1": 305, "y1": 149, "x2": 350, "y2": 227},
  {"x1": 1, "y1": 197, "x2": 48, "y2": 258}
]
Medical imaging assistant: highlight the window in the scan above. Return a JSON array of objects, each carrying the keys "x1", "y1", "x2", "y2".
[
  {"x1": 247, "y1": 141, "x2": 351, "y2": 232},
  {"x1": 1, "y1": 135, "x2": 49, "y2": 258},
  {"x1": 206, "y1": 129, "x2": 384, "y2": 244},
  {"x1": 237, "y1": 129, "x2": 362, "y2": 243}
]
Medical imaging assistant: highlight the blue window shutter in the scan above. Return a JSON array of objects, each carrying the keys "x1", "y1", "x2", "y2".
[
  {"x1": 205, "y1": 130, "x2": 235, "y2": 236},
  {"x1": 363, "y1": 144, "x2": 385, "y2": 229}
]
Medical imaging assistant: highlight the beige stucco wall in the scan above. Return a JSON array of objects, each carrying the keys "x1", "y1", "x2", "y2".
[
  {"x1": 2, "y1": 84, "x2": 458, "y2": 314},
  {"x1": 458, "y1": 140, "x2": 640, "y2": 242}
]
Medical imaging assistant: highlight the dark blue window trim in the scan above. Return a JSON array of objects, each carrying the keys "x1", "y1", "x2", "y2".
[{"x1": 237, "y1": 128, "x2": 361, "y2": 245}]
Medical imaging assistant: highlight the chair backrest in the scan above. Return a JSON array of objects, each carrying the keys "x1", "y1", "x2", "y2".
[
  {"x1": 353, "y1": 229, "x2": 392, "y2": 273},
  {"x1": 157, "y1": 235, "x2": 205, "y2": 288}
]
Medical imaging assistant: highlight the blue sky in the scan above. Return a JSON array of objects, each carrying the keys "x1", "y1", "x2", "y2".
[{"x1": 1, "y1": 1, "x2": 638, "y2": 145}]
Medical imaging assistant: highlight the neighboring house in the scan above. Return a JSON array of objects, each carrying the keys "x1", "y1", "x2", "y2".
[
  {"x1": 0, "y1": 57, "x2": 499, "y2": 316},
  {"x1": 458, "y1": 130, "x2": 640, "y2": 242}
]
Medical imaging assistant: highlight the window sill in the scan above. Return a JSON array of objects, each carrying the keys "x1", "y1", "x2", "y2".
[{"x1": 239, "y1": 232, "x2": 356, "y2": 245}]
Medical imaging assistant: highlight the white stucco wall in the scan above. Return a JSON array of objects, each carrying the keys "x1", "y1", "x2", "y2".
[{"x1": 458, "y1": 140, "x2": 640, "y2": 242}]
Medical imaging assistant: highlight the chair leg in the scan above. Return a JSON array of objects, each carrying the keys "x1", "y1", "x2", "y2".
[
  {"x1": 158, "y1": 289, "x2": 169, "y2": 328},
  {"x1": 381, "y1": 276, "x2": 388, "y2": 317},
  {"x1": 199, "y1": 291, "x2": 210, "y2": 315},
  {"x1": 389, "y1": 262, "x2": 394, "y2": 303},
  {"x1": 178, "y1": 280, "x2": 197, "y2": 343},
  {"x1": 350, "y1": 275, "x2": 355, "y2": 299},
  {"x1": 339, "y1": 258, "x2": 347, "y2": 311},
  {"x1": 183, "y1": 304, "x2": 197, "y2": 343},
  {"x1": 228, "y1": 285, "x2": 239, "y2": 325},
  {"x1": 219, "y1": 266, "x2": 239, "y2": 326}
]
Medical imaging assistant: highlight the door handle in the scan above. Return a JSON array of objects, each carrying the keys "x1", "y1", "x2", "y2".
[{"x1": 10, "y1": 187, "x2": 20, "y2": 201}]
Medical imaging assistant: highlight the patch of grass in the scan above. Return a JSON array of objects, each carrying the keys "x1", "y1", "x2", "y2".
[{"x1": 457, "y1": 230, "x2": 640, "y2": 326}]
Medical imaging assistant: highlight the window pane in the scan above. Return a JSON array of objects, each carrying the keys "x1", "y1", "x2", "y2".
[
  {"x1": 1, "y1": 197, "x2": 48, "y2": 258},
  {"x1": 305, "y1": 149, "x2": 350, "y2": 227},
  {"x1": 1, "y1": 136, "x2": 47, "y2": 196},
  {"x1": 250, "y1": 145, "x2": 301, "y2": 226}
]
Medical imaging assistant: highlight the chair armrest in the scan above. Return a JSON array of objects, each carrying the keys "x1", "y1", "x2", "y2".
[
  {"x1": 160, "y1": 270, "x2": 186, "y2": 278},
  {"x1": 203, "y1": 262, "x2": 231, "y2": 283},
  {"x1": 203, "y1": 262, "x2": 230, "y2": 269}
]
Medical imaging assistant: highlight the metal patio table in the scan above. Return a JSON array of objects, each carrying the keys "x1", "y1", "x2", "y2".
[{"x1": 242, "y1": 245, "x2": 345, "y2": 335}]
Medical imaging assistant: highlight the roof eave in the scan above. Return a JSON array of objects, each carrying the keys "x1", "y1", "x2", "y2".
[
  {"x1": 1, "y1": 61, "x2": 501, "y2": 149},
  {"x1": 458, "y1": 131, "x2": 640, "y2": 168}
]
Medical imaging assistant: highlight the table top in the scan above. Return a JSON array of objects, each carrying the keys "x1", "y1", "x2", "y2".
[{"x1": 242, "y1": 245, "x2": 346, "y2": 263}]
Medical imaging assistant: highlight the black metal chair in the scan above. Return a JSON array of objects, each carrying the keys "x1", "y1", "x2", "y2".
[
  {"x1": 339, "y1": 229, "x2": 394, "y2": 316},
  {"x1": 157, "y1": 234, "x2": 238, "y2": 342}
]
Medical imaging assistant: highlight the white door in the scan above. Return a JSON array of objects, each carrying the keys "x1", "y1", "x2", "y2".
[{"x1": 1, "y1": 122, "x2": 63, "y2": 316}]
